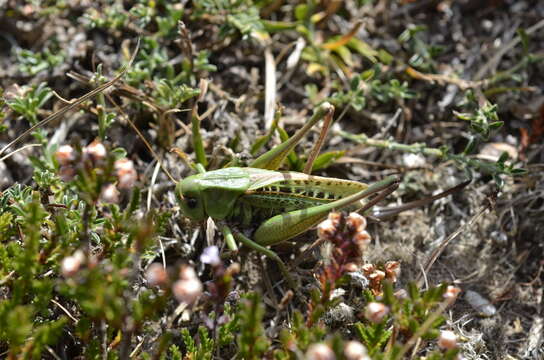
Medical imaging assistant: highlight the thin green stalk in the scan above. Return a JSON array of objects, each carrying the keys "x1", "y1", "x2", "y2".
[{"x1": 336, "y1": 130, "x2": 444, "y2": 157}]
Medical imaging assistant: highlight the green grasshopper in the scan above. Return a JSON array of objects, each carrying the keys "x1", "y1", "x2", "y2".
[
  {"x1": 174, "y1": 102, "x2": 403, "y2": 287},
  {"x1": 0, "y1": 44, "x2": 467, "y2": 288},
  {"x1": 173, "y1": 102, "x2": 469, "y2": 288}
]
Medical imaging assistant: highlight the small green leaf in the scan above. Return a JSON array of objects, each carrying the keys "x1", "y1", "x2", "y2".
[
  {"x1": 497, "y1": 151, "x2": 509, "y2": 164},
  {"x1": 489, "y1": 121, "x2": 504, "y2": 130},
  {"x1": 294, "y1": 4, "x2": 309, "y2": 21},
  {"x1": 463, "y1": 137, "x2": 477, "y2": 155},
  {"x1": 510, "y1": 168, "x2": 528, "y2": 175}
]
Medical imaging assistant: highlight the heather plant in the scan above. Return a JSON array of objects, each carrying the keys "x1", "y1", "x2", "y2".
[{"x1": 1, "y1": 1, "x2": 540, "y2": 359}]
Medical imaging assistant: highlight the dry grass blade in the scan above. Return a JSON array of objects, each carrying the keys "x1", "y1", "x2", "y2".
[{"x1": 264, "y1": 46, "x2": 277, "y2": 130}]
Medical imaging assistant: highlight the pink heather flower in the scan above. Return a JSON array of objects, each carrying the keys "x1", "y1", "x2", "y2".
[
  {"x1": 317, "y1": 218, "x2": 336, "y2": 239},
  {"x1": 99, "y1": 184, "x2": 120, "y2": 203},
  {"x1": 305, "y1": 343, "x2": 336, "y2": 360},
  {"x1": 145, "y1": 263, "x2": 168, "y2": 287},
  {"x1": 346, "y1": 212, "x2": 367, "y2": 231},
  {"x1": 353, "y1": 230, "x2": 372, "y2": 249},
  {"x1": 179, "y1": 265, "x2": 198, "y2": 281},
  {"x1": 114, "y1": 158, "x2": 137, "y2": 189},
  {"x1": 172, "y1": 277, "x2": 203, "y2": 304},
  {"x1": 54, "y1": 145, "x2": 75, "y2": 166},
  {"x1": 437, "y1": 330, "x2": 457, "y2": 349},
  {"x1": 443, "y1": 285, "x2": 461, "y2": 301},
  {"x1": 364, "y1": 302, "x2": 389, "y2": 323},
  {"x1": 384, "y1": 261, "x2": 401, "y2": 282},
  {"x1": 61, "y1": 255, "x2": 82, "y2": 277},
  {"x1": 83, "y1": 141, "x2": 107, "y2": 162},
  {"x1": 367, "y1": 270, "x2": 385, "y2": 282},
  {"x1": 344, "y1": 341, "x2": 369, "y2": 360}
]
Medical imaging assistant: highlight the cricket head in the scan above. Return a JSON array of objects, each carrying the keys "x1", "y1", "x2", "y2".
[{"x1": 176, "y1": 175, "x2": 206, "y2": 222}]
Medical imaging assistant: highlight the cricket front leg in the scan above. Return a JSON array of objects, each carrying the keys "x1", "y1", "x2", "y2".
[
  {"x1": 224, "y1": 226, "x2": 298, "y2": 289},
  {"x1": 253, "y1": 176, "x2": 400, "y2": 246}
]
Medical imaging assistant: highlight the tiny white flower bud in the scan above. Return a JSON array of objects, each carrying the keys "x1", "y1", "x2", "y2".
[
  {"x1": 84, "y1": 141, "x2": 107, "y2": 162},
  {"x1": 200, "y1": 246, "x2": 221, "y2": 266},
  {"x1": 114, "y1": 159, "x2": 137, "y2": 189},
  {"x1": 179, "y1": 265, "x2": 198, "y2": 281},
  {"x1": 344, "y1": 341, "x2": 369, "y2": 360},
  {"x1": 61, "y1": 255, "x2": 81, "y2": 277},
  {"x1": 437, "y1": 330, "x2": 457, "y2": 349},
  {"x1": 146, "y1": 263, "x2": 168, "y2": 287},
  {"x1": 54, "y1": 145, "x2": 75, "y2": 166},
  {"x1": 73, "y1": 250, "x2": 86, "y2": 264},
  {"x1": 172, "y1": 277, "x2": 203, "y2": 304},
  {"x1": 100, "y1": 184, "x2": 120, "y2": 203},
  {"x1": 305, "y1": 343, "x2": 336, "y2": 360},
  {"x1": 364, "y1": 302, "x2": 389, "y2": 323}
]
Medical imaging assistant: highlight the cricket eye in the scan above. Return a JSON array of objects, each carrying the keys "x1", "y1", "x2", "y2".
[{"x1": 186, "y1": 197, "x2": 198, "y2": 209}]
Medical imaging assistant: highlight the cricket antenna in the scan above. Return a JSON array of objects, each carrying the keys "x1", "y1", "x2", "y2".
[
  {"x1": 104, "y1": 93, "x2": 178, "y2": 185},
  {"x1": 0, "y1": 38, "x2": 141, "y2": 157}
]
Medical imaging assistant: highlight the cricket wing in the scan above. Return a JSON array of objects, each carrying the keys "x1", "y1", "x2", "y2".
[{"x1": 243, "y1": 168, "x2": 369, "y2": 211}]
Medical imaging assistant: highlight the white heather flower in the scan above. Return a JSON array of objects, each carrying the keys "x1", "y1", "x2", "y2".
[
  {"x1": 172, "y1": 277, "x2": 203, "y2": 304},
  {"x1": 305, "y1": 343, "x2": 336, "y2": 360},
  {"x1": 437, "y1": 330, "x2": 457, "y2": 349},
  {"x1": 344, "y1": 341, "x2": 369, "y2": 360},
  {"x1": 83, "y1": 141, "x2": 107, "y2": 162},
  {"x1": 100, "y1": 184, "x2": 120, "y2": 203},
  {"x1": 145, "y1": 263, "x2": 168, "y2": 287},
  {"x1": 402, "y1": 153, "x2": 426, "y2": 168},
  {"x1": 200, "y1": 246, "x2": 221, "y2": 266},
  {"x1": 364, "y1": 302, "x2": 389, "y2": 323},
  {"x1": 61, "y1": 255, "x2": 82, "y2": 277},
  {"x1": 54, "y1": 145, "x2": 75, "y2": 166},
  {"x1": 114, "y1": 158, "x2": 137, "y2": 189}
]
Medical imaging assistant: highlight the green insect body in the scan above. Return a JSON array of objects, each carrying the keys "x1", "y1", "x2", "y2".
[
  {"x1": 177, "y1": 167, "x2": 368, "y2": 221},
  {"x1": 176, "y1": 166, "x2": 397, "y2": 247}
]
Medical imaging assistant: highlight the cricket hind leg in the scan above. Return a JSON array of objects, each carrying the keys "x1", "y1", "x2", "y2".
[{"x1": 253, "y1": 176, "x2": 400, "y2": 247}]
